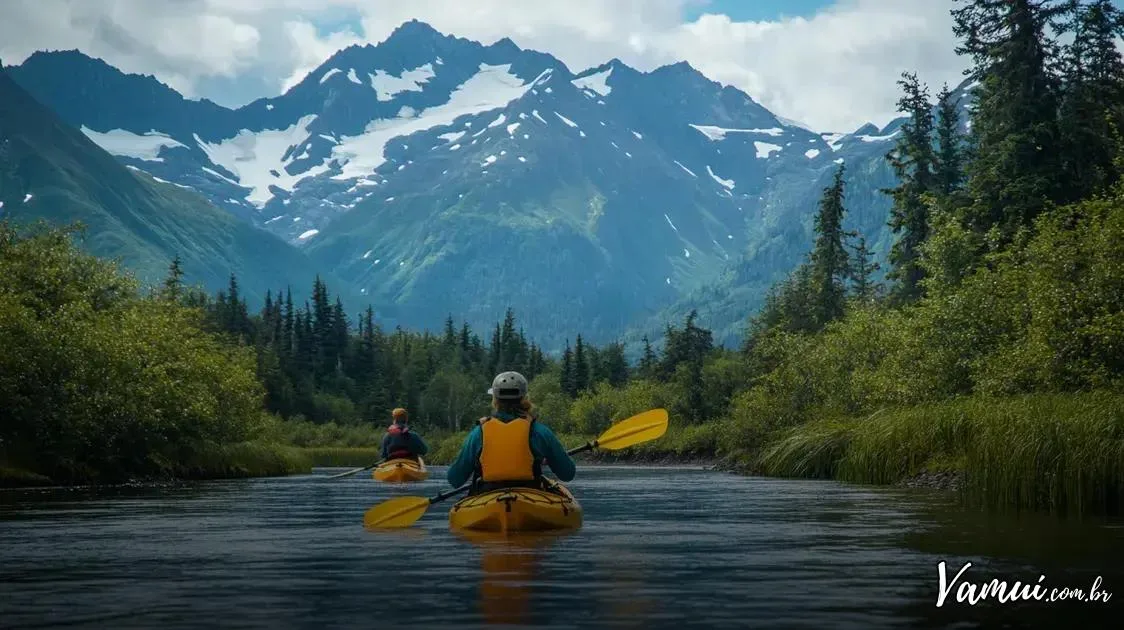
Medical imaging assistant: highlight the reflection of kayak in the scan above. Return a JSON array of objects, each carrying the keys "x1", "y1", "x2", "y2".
[
  {"x1": 372, "y1": 457, "x2": 428, "y2": 482},
  {"x1": 448, "y1": 480, "x2": 582, "y2": 534}
]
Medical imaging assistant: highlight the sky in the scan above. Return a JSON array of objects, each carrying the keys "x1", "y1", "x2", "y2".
[{"x1": 0, "y1": 0, "x2": 1102, "y2": 132}]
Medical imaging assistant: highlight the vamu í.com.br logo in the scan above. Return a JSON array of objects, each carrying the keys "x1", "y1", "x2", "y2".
[{"x1": 936, "y1": 561, "x2": 1113, "y2": 607}]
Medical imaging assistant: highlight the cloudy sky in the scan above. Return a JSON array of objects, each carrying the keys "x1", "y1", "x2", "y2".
[{"x1": 0, "y1": 0, "x2": 1024, "y2": 131}]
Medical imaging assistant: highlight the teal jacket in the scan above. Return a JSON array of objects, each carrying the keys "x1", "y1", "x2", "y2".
[{"x1": 446, "y1": 411, "x2": 576, "y2": 487}]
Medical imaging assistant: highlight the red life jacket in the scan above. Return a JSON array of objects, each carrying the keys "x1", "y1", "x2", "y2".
[{"x1": 385, "y1": 423, "x2": 415, "y2": 460}]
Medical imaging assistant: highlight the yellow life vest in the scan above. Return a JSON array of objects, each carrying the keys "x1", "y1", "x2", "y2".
[{"x1": 478, "y1": 416, "x2": 537, "y2": 482}]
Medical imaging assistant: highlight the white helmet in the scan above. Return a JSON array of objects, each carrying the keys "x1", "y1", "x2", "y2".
[{"x1": 487, "y1": 371, "x2": 528, "y2": 400}]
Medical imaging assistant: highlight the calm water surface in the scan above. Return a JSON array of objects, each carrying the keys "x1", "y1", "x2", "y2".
[{"x1": 2, "y1": 466, "x2": 1122, "y2": 629}]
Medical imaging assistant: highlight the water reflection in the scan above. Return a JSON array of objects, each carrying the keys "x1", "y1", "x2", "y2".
[
  {"x1": 593, "y1": 550, "x2": 660, "y2": 628},
  {"x1": 454, "y1": 531, "x2": 570, "y2": 626}
]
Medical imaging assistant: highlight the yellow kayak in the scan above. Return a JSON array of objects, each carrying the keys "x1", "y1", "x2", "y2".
[
  {"x1": 372, "y1": 457, "x2": 428, "y2": 482},
  {"x1": 448, "y1": 480, "x2": 582, "y2": 534}
]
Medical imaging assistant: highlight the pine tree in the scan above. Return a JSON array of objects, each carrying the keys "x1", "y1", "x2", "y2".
[
  {"x1": 488, "y1": 323, "x2": 502, "y2": 373},
  {"x1": 934, "y1": 83, "x2": 966, "y2": 197},
  {"x1": 283, "y1": 287, "x2": 294, "y2": 356},
  {"x1": 883, "y1": 72, "x2": 935, "y2": 303},
  {"x1": 560, "y1": 340, "x2": 576, "y2": 397},
  {"x1": 846, "y1": 231, "x2": 882, "y2": 303},
  {"x1": 331, "y1": 298, "x2": 349, "y2": 372},
  {"x1": 573, "y1": 335, "x2": 590, "y2": 394},
  {"x1": 811, "y1": 164, "x2": 850, "y2": 326},
  {"x1": 952, "y1": 0, "x2": 1067, "y2": 241},
  {"x1": 443, "y1": 315, "x2": 457, "y2": 348},
  {"x1": 602, "y1": 342, "x2": 630, "y2": 387},
  {"x1": 638, "y1": 336, "x2": 657, "y2": 380},
  {"x1": 1058, "y1": 0, "x2": 1124, "y2": 200},
  {"x1": 161, "y1": 255, "x2": 184, "y2": 301}
]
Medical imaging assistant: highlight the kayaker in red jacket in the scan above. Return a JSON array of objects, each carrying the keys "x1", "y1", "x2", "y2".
[
  {"x1": 446, "y1": 371, "x2": 575, "y2": 492},
  {"x1": 381, "y1": 408, "x2": 429, "y2": 461}
]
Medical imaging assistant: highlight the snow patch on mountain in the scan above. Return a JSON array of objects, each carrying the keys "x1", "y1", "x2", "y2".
[
  {"x1": 776, "y1": 115, "x2": 817, "y2": 132},
  {"x1": 369, "y1": 63, "x2": 436, "y2": 101},
  {"x1": 347, "y1": 68, "x2": 361, "y2": 84},
  {"x1": 298, "y1": 229, "x2": 319, "y2": 240},
  {"x1": 555, "y1": 112, "x2": 579, "y2": 128},
  {"x1": 532, "y1": 110, "x2": 548, "y2": 124},
  {"x1": 572, "y1": 68, "x2": 613, "y2": 96},
  {"x1": 506, "y1": 122, "x2": 521, "y2": 135},
  {"x1": 81, "y1": 127, "x2": 186, "y2": 162},
  {"x1": 664, "y1": 214, "x2": 679, "y2": 232},
  {"x1": 821, "y1": 132, "x2": 847, "y2": 151},
  {"x1": 689, "y1": 124, "x2": 785, "y2": 141},
  {"x1": 805, "y1": 149, "x2": 821, "y2": 159},
  {"x1": 858, "y1": 131, "x2": 901, "y2": 143},
  {"x1": 331, "y1": 64, "x2": 545, "y2": 180},
  {"x1": 754, "y1": 141, "x2": 783, "y2": 159},
  {"x1": 319, "y1": 68, "x2": 342, "y2": 84},
  {"x1": 706, "y1": 165, "x2": 734, "y2": 190},
  {"x1": 195, "y1": 114, "x2": 328, "y2": 207},
  {"x1": 674, "y1": 160, "x2": 697, "y2": 177},
  {"x1": 201, "y1": 165, "x2": 240, "y2": 186},
  {"x1": 439, "y1": 131, "x2": 465, "y2": 143}
]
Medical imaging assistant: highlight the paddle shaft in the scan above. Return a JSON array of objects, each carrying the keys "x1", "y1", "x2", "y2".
[
  {"x1": 329, "y1": 458, "x2": 386, "y2": 479},
  {"x1": 427, "y1": 439, "x2": 602, "y2": 503}
]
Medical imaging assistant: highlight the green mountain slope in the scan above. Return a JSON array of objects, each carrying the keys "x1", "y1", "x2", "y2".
[{"x1": 0, "y1": 67, "x2": 338, "y2": 305}]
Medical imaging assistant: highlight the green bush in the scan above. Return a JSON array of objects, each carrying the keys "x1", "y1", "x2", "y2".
[{"x1": 0, "y1": 222, "x2": 297, "y2": 483}]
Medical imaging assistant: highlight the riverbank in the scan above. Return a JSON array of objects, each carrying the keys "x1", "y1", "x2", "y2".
[
  {"x1": 747, "y1": 391, "x2": 1123, "y2": 514},
  {"x1": 0, "y1": 442, "x2": 312, "y2": 488}
]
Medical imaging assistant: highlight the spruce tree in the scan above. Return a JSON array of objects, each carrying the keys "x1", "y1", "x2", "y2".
[
  {"x1": 883, "y1": 72, "x2": 935, "y2": 303},
  {"x1": 443, "y1": 316, "x2": 457, "y2": 348},
  {"x1": 573, "y1": 335, "x2": 590, "y2": 394},
  {"x1": 811, "y1": 164, "x2": 850, "y2": 326},
  {"x1": 560, "y1": 340, "x2": 576, "y2": 397},
  {"x1": 639, "y1": 336, "x2": 657, "y2": 380},
  {"x1": 934, "y1": 83, "x2": 966, "y2": 197},
  {"x1": 162, "y1": 255, "x2": 184, "y2": 301},
  {"x1": 846, "y1": 232, "x2": 882, "y2": 303},
  {"x1": 602, "y1": 342, "x2": 630, "y2": 387},
  {"x1": 1058, "y1": 0, "x2": 1124, "y2": 200},
  {"x1": 952, "y1": 0, "x2": 1067, "y2": 241}
]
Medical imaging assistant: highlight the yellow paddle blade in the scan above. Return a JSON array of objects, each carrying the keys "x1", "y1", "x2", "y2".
[
  {"x1": 363, "y1": 496, "x2": 431, "y2": 529},
  {"x1": 595, "y1": 408, "x2": 669, "y2": 451}
]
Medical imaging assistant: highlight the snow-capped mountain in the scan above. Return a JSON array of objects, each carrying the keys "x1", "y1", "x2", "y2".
[{"x1": 4, "y1": 20, "x2": 974, "y2": 347}]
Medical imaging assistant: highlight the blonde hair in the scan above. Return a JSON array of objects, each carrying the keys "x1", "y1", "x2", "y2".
[
  {"x1": 492, "y1": 396, "x2": 534, "y2": 417},
  {"x1": 392, "y1": 408, "x2": 408, "y2": 422}
]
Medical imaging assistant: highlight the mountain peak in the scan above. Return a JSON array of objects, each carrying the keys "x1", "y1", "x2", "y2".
[
  {"x1": 489, "y1": 36, "x2": 521, "y2": 54},
  {"x1": 649, "y1": 60, "x2": 714, "y2": 86},
  {"x1": 383, "y1": 19, "x2": 446, "y2": 45}
]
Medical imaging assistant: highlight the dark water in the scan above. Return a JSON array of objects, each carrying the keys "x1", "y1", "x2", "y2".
[{"x1": 2, "y1": 466, "x2": 1122, "y2": 629}]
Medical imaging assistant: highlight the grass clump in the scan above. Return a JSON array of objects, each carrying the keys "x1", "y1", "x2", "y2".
[{"x1": 755, "y1": 392, "x2": 1124, "y2": 516}]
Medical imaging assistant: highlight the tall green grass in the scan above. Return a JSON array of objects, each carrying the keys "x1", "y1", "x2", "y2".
[
  {"x1": 161, "y1": 441, "x2": 312, "y2": 479},
  {"x1": 758, "y1": 391, "x2": 1124, "y2": 516}
]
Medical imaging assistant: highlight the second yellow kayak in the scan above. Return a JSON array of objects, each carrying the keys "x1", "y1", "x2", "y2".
[
  {"x1": 448, "y1": 480, "x2": 582, "y2": 534},
  {"x1": 372, "y1": 457, "x2": 428, "y2": 482}
]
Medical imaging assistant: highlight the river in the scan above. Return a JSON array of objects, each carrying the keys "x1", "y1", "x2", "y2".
[{"x1": 1, "y1": 466, "x2": 1121, "y2": 629}]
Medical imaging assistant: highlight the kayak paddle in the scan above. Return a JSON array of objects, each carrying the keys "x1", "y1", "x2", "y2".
[
  {"x1": 363, "y1": 408, "x2": 669, "y2": 529},
  {"x1": 328, "y1": 458, "x2": 387, "y2": 480}
]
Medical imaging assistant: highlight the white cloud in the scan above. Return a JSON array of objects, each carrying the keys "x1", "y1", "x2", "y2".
[{"x1": 0, "y1": 0, "x2": 969, "y2": 130}]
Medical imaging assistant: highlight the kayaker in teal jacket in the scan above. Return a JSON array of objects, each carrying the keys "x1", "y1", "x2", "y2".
[
  {"x1": 447, "y1": 371, "x2": 576, "y2": 490},
  {"x1": 381, "y1": 408, "x2": 429, "y2": 461}
]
